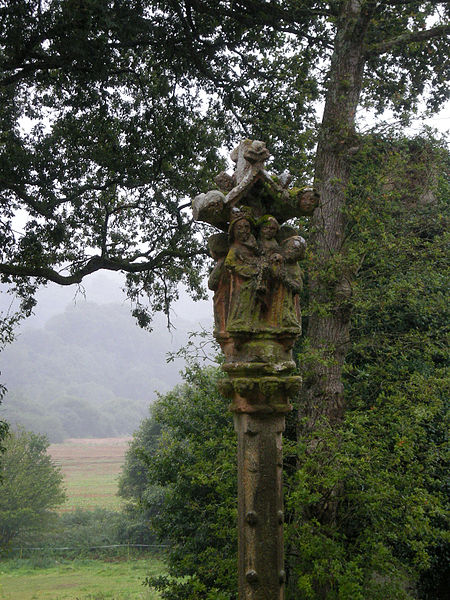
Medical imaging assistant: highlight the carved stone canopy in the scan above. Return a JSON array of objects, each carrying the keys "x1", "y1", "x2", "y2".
[{"x1": 192, "y1": 139, "x2": 319, "y2": 231}]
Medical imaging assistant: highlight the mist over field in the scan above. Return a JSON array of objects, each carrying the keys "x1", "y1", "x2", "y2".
[{"x1": 0, "y1": 272, "x2": 212, "y2": 442}]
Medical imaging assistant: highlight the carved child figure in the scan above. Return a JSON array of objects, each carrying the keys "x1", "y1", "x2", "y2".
[
  {"x1": 257, "y1": 215, "x2": 280, "y2": 256},
  {"x1": 256, "y1": 215, "x2": 284, "y2": 308}
]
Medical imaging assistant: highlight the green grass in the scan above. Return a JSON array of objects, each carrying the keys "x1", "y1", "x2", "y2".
[
  {"x1": 61, "y1": 471, "x2": 123, "y2": 512},
  {"x1": 0, "y1": 557, "x2": 165, "y2": 600},
  {"x1": 48, "y1": 438, "x2": 130, "y2": 512}
]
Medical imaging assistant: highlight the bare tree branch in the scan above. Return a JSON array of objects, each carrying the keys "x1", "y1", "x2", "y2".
[{"x1": 0, "y1": 248, "x2": 208, "y2": 286}]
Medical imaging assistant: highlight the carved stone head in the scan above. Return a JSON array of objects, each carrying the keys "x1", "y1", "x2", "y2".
[
  {"x1": 257, "y1": 215, "x2": 280, "y2": 241},
  {"x1": 282, "y1": 236, "x2": 306, "y2": 262},
  {"x1": 229, "y1": 216, "x2": 253, "y2": 243},
  {"x1": 208, "y1": 233, "x2": 229, "y2": 260}
]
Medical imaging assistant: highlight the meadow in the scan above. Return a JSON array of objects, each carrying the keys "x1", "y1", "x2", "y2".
[
  {"x1": 0, "y1": 437, "x2": 166, "y2": 599},
  {"x1": 0, "y1": 556, "x2": 165, "y2": 600},
  {"x1": 48, "y1": 437, "x2": 132, "y2": 512}
]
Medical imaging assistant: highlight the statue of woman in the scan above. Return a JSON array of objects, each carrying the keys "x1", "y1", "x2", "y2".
[{"x1": 224, "y1": 215, "x2": 261, "y2": 335}]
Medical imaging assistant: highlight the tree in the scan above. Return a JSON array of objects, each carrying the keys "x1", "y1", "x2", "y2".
[
  {"x1": 1, "y1": 0, "x2": 228, "y2": 328},
  {"x1": 0, "y1": 428, "x2": 66, "y2": 546},
  {"x1": 118, "y1": 410, "x2": 162, "y2": 503},
  {"x1": 0, "y1": 305, "x2": 18, "y2": 469},
  {"x1": 121, "y1": 362, "x2": 238, "y2": 599},
  {"x1": 118, "y1": 408, "x2": 166, "y2": 546},
  {"x1": 123, "y1": 136, "x2": 449, "y2": 599},
  {"x1": 285, "y1": 133, "x2": 449, "y2": 599}
]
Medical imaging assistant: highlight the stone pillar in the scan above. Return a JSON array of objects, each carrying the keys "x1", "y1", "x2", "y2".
[
  {"x1": 234, "y1": 413, "x2": 285, "y2": 599},
  {"x1": 219, "y1": 353, "x2": 300, "y2": 600},
  {"x1": 192, "y1": 139, "x2": 318, "y2": 599}
]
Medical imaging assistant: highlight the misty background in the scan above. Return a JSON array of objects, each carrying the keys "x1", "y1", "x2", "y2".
[{"x1": 0, "y1": 272, "x2": 212, "y2": 442}]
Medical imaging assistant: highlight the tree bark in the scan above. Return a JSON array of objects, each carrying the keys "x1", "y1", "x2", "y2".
[
  {"x1": 291, "y1": 5, "x2": 375, "y2": 597},
  {"x1": 300, "y1": 0, "x2": 372, "y2": 434}
]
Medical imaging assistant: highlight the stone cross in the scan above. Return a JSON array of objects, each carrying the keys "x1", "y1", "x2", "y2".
[{"x1": 193, "y1": 139, "x2": 318, "y2": 599}]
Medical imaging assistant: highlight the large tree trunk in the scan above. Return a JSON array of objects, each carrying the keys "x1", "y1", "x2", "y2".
[
  {"x1": 300, "y1": 0, "x2": 372, "y2": 436},
  {"x1": 290, "y1": 5, "x2": 374, "y2": 598}
]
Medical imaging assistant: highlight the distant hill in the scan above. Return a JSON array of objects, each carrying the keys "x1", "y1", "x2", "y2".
[{"x1": 0, "y1": 300, "x2": 212, "y2": 441}]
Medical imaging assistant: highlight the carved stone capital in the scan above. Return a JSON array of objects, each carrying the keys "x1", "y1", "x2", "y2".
[{"x1": 219, "y1": 360, "x2": 301, "y2": 415}]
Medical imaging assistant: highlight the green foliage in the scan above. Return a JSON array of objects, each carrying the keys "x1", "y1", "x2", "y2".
[
  {"x1": 287, "y1": 134, "x2": 449, "y2": 599},
  {"x1": 146, "y1": 574, "x2": 231, "y2": 600},
  {"x1": 285, "y1": 396, "x2": 447, "y2": 599},
  {"x1": 1, "y1": 0, "x2": 227, "y2": 325},
  {"x1": 118, "y1": 410, "x2": 162, "y2": 502},
  {"x1": 0, "y1": 291, "x2": 27, "y2": 469},
  {"x1": 118, "y1": 410, "x2": 166, "y2": 547},
  {"x1": 16, "y1": 507, "x2": 158, "y2": 555},
  {"x1": 0, "y1": 417, "x2": 7, "y2": 456},
  {"x1": 0, "y1": 428, "x2": 66, "y2": 547},
  {"x1": 121, "y1": 363, "x2": 237, "y2": 599}
]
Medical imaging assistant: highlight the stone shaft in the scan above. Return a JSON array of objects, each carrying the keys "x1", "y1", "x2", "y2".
[
  {"x1": 234, "y1": 413, "x2": 285, "y2": 600},
  {"x1": 192, "y1": 139, "x2": 315, "y2": 598}
]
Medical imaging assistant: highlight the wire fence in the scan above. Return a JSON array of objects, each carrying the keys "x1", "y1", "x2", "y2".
[
  {"x1": 2, "y1": 543, "x2": 169, "y2": 560},
  {"x1": 11, "y1": 544, "x2": 168, "y2": 551}
]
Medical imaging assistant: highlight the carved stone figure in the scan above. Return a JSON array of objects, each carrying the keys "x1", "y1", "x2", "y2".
[
  {"x1": 192, "y1": 189, "x2": 228, "y2": 229},
  {"x1": 224, "y1": 215, "x2": 261, "y2": 336},
  {"x1": 257, "y1": 215, "x2": 280, "y2": 256},
  {"x1": 279, "y1": 235, "x2": 306, "y2": 331},
  {"x1": 193, "y1": 140, "x2": 318, "y2": 600},
  {"x1": 197, "y1": 139, "x2": 317, "y2": 359},
  {"x1": 208, "y1": 233, "x2": 230, "y2": 337}
]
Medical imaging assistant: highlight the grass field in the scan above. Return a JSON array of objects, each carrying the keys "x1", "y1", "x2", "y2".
[
  {"x1": 0, "y1": 437, "x2": 167, "y2": 599},
  {"x1": 48, "y1": 437, "x2": 131, "y2": 512},
  {"x1": 0, "y1": 557, "x2": 165, "y2": 600}
]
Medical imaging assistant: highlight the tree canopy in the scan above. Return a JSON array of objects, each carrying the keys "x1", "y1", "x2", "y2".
[
  {"x1": 0, "y1": 428, "x2": 66, "y2": 546},
  {"x1": 1, "y1": 0, "x2": 227, "y2": 327},
  {"x1": 1, "y1": 1, "x2": 448, "y2": 328},
  {"x1": 288, "y1": 133, "x2": 449, "y2": 600}
]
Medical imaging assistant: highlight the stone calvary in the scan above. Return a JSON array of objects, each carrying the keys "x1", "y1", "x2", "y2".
[{"x1": 193, "y1": 139, "x2": 318, "y2": 599}]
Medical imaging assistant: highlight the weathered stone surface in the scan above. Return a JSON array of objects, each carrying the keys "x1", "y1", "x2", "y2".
[
  {"x1": 193, "y1": 139, "x2": 319, "y2": 231},
  {"x1": 192, "y1": 189, "x2": 229, "y2": 229},
  {"x1": 193, "y1": 140, "x2": 318, "y2": 600},
  {"x1": 234, "y1": 413, "x2": 285, "y2": 600},
  {"x1": 198, "y1": 140, "x2": 315, "y2": 372}
]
